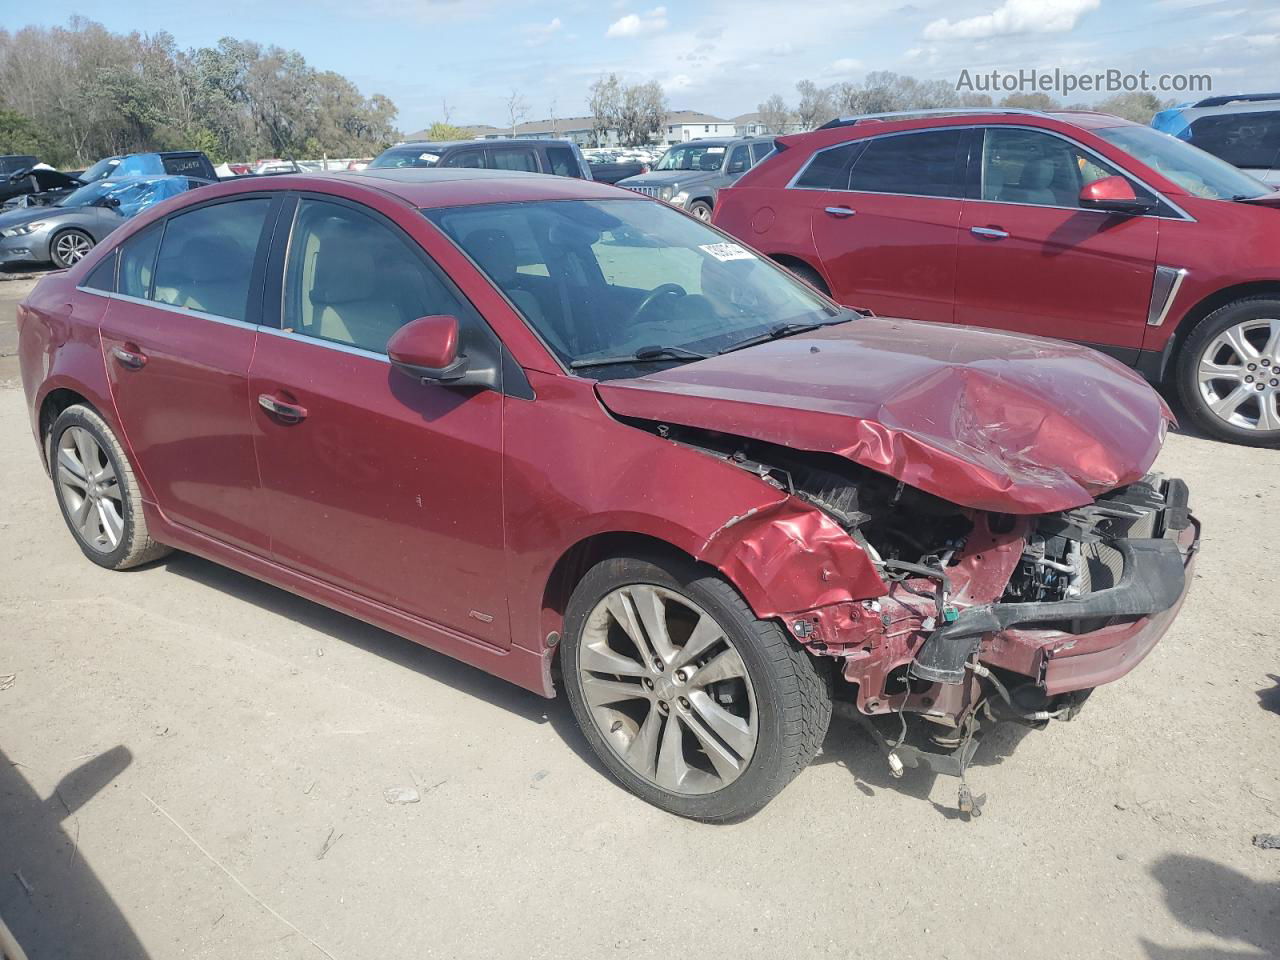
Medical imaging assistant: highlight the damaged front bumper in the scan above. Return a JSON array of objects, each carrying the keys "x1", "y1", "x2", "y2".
[{"x1": 799, "y1": 474, "x2": 1199, "y2": 724}]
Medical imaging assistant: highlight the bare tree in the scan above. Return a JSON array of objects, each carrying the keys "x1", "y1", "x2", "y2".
[
  {"x1": 505, "y1": 88, "x2": 529, "y2": 137},
  {"x1": 588, "y1": 73, "x2": 621, "y2": 147},
  {"x1": 440, "y1": 98, "x2": 453, "y2": 125},
  {"x1": 617, "y1": 80, "x2": 667, "y2": 147},
  {"x1": 794, "y1": 79, "x2": 835, "y2": 130},
  {"x1": 549, "y1": 96, "x2": 558, "y2": 138},
  {"x1": 757, "y1": 94, "x2": 792, "y2": 134}
]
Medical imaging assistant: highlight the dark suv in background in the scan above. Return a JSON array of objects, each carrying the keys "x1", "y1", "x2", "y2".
[
  {"x1": 616, "y1": 137, "x2": 775, "y2": 220},
  {"x1": 369, "y1": 139, "x2": 591, "y2": 179},
  {"x1": 1153, "y1": 93, "x2": 1280, "y2": 186}
]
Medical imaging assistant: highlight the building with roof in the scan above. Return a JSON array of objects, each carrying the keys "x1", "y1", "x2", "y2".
[
  {"x1": 731, "y1": 112, "x2": 807, "y2": 137},
  {"x1": 662, "y1": 111, "x2": 736, "y2": 144}
]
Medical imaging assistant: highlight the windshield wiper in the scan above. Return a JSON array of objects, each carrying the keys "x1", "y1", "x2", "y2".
[
  {"x1": 719, "y1": 315, "x2": 853, "y2": 355},
  {"x1": 569, "y1": 344, "x2": 709, "y2": 370}
]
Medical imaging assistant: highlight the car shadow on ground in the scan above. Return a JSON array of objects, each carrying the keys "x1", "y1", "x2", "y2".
[
  {"x1": 159, "y1": 552, "x2": 608, "y2": 776},
  {"x1": 1139, "y1": 853, "x2": 1279, "y2": 960},
  {"x1": 0, "y1": 745, "x2": 150, "y2": 960},
  {"x1": 1257, "y1": 674, "x2": 1280, "y2": 716},
  {"x1": 813, "y1": 710, "x2": 1035, "y2": 819}
]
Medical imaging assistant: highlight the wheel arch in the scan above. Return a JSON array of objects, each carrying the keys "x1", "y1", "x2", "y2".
[
  {"x1": 766, "y1": 253, "x2": 831, "y2": 294},
  {"x1": 38, "y1": 386, "x2": 96, "y2": 472},
  {"x1": 1160, "y1": 280, "x2": 1280, "y2": 381}
]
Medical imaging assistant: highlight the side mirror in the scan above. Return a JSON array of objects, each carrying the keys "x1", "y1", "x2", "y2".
[
  {"x1": 1079, "y1": 176, "x2": 1153, "y2": 214},
  {"x1": 387, "y1": 315, "x2": 500, "y2": 391},
  {"x1": 100, "y1": 194, "x2": 121, "y2": 209}
]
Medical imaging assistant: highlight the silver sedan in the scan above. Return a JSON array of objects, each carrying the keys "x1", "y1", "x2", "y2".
[{"x1": 0, "y1": 175, "x2": 210, "y2": 269}]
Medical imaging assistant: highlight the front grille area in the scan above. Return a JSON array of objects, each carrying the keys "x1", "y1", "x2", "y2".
[{"x1": 626, "y1": 185, "x2": 661, "y2": 197}]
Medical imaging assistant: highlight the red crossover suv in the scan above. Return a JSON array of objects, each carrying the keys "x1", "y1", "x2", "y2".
[
  {"x1": 18, "y1": 170, "x2": 1199, "y2": 819},
  {"x1": 713, "y1": 108, "x2": 1280, "y2": 447}
]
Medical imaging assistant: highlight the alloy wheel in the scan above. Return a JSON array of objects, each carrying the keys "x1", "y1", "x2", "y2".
[
  {"x1": 577, "y1": 584, "x2": 758, "y2": 795},
  {"x1": 55, "y1": 426, "x2": 124, "y2": 552},
  {"x1": 54, "y1": 232, "x2": 92, "y2": 265},
  {"x1": 1196, "y1": 317, "x2": 1280, "y2": 432}
]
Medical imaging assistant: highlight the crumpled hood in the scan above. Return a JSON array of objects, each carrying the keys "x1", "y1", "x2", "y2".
[{"x1": 595, "y1": 316, "x2": 1173, "y2": 515}]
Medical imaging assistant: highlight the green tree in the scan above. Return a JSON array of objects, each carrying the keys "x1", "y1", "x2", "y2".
[{"x1": 0, "y1": 108, "x2": 43, "y2": 154}]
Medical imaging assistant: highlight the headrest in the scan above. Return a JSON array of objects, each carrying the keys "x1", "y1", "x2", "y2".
[
  {"x1": 311, "y1": 241, "x2": 378, "y2": 304},
  {"x1": 465, "y1": 229, "x2": 518, "y2": 282},
  {"x1": 1021, "y1": 157, "x2": 1055, "y2": 189},
  {"x1": 180, "y1": 235, "x2": 247, "y2": 283}
]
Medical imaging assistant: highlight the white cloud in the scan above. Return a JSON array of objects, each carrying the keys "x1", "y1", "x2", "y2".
[
  {"x1": 924, "y1": 0, "x2": 1100, "y2": 41},
  {"x1": 521, "y1": 17, "x2": 563, "y2": 47},
  {"x1": 830, "y1": 57, "x2": 862, "y2": 73},
  {"x1": 664, "y1": 73, "x2": 693, "y2": 90},
  {"x1": 607, "y1": 6, "x2": 669, "y2": 37}
]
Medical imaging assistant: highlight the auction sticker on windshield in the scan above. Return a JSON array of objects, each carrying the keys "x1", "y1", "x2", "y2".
[{"x1": 700, "y1": 242, "x2": 756, "y2": 262}]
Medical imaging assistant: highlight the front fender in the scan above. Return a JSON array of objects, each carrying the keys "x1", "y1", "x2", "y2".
[{"x1": 503, "y1": 373, "x2": 885, "y2": 653}]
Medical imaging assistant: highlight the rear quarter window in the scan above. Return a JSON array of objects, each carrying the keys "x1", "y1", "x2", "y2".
[
  {"x1": 1186, "y1": 111, "x2": 1280, "y2": 170},
  {"x1": 546, "y1": 146, "x2": 580, "y2": 177}
]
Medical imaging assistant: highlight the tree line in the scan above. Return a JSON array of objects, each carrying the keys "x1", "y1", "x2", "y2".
[
  {"x1": 755, "y1": 72, "x2": 1174, "y2": 132},
  {"x1": 0, "y1": 17, "x2": 399, "y2": 168}
]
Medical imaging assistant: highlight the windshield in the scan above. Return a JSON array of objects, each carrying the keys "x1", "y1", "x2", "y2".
[
  {"x1": 424, "y1": 198, "x2": 837, "y2": 378},
  {"x1": 79, "y1": 156, "x2": 122, "y2": 182},
  {"x1": 370, "y1": 146, "x2": 443, "y2": 169},
  {"x1": 654, "y1": 144, "x2": 726, "y2": 172},
  {"x1": 1094, "y1": 125, "x2": 1272, "y2": 200}
]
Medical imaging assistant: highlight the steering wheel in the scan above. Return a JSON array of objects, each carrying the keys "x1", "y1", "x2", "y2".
[{"x1": 627, "y1": 283, "x2": 687, "y2": 325}]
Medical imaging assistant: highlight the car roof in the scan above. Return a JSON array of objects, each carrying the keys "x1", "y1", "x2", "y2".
[
  {"x1": 780, "y1": 109, "x2": 1138, "y2": 151},
  {"x1": 189, "y1": 167, "x2": 634, "y2": 208},
  {"x1": 389, "y1": 138, "x2": 577, "y2": 150}
]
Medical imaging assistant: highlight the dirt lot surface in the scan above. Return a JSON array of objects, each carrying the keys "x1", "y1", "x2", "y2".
[{"x1": 1, "y1": 275, "x2": 1277, "y2": 960}]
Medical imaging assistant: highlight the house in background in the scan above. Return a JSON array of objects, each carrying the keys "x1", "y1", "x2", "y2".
[
  {"x1": 732, "y1": 112, "x2": 807, "y2": 137},
  {"x1": 662, "y1": 111, "x2": 736, "y2": 143}
]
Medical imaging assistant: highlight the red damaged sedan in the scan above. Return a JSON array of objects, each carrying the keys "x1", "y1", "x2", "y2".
[{"x1": 17, "y1": 169, "x2": 1199, "y2": 820}]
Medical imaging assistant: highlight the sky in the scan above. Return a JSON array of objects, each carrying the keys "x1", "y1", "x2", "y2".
[{"x1": 2, "y1": 0, "x2": 1278, "y2": 133}]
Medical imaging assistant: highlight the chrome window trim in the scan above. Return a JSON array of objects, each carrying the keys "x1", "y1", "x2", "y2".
[
  {"x1": 785, "y1": 123, "x2": 1196, "y2": 222},
  {"x1": 258, "y1": 325, "x2": 392, "y2": 363},
  {"x1": 74, "y1": 287, "x2": 258, "y2": 331},
  {"x1": 1147, "y1": 266, "x2": 1189, "y2": 327}
]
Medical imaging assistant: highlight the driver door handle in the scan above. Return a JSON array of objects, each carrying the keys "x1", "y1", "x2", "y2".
[
  {"x1": 970, "y1": 226, "x2": 1009, "y2": 239},
  {"x1": 824, "y1": 206, "x2": 856, "y2": 218},
  {"x1": 258, "y1": 393, "x2": 308, "y2": 424}
]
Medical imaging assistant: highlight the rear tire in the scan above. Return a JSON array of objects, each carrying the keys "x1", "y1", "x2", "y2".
[
  {"x1": 1176, "y1": 297, "x2": 1280, "y2": 446},
  {"x1": 779, "y1": 260, "x2": 831, "y2": 296},
  {"x1": 561, "y1": 554, "x2": 831, "y2": 822},
  {"x1": 48, "y1": 405, "x2": 171, "y2": 569}
]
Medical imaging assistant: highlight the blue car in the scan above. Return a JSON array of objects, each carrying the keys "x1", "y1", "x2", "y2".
[{"x1": 0, "y1": 175, "x2": 210, "y2": 268}]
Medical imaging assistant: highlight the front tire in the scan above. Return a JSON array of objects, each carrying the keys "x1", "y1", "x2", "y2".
[
  {"x1": 49, "y1": 405, "x2": 171, "y2": 569},
  {"x1": 49, "y1": 228, "x2": 94, "y2": 268},
  {"x1": 562, "y1": 555, "x2": 831, "y2": 822},
  {"x1": 1176, "y1": 297, "x2": 1280, "y2": 446},
  {"x1": 686, "y1": 200, "x2": 713, "y2": 221}
]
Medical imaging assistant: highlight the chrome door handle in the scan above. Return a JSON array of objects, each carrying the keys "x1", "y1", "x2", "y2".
[
  {"x1": 970, "y1": 226, "x2": 1009, "y2": 239},
  {"x1": 110, "y1": 345, "x2": 147, "y2": 369},
  {"x1": 258, "y1": 393, "x2": 308, "y2": 424},
  {"x1": 824, "y1": 206, "x2": 856, "y2": 218}
]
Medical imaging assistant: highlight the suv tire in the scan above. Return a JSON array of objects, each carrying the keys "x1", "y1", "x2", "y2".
[
  {"x1": 686, "y1": 200, "x2": 713, "y2": 221},
  {"x1": 1176, "y1": 297, "x2": 1280, "y2": 446}
]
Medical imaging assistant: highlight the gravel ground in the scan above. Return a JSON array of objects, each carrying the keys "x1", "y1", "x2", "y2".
[{"x1": 0, "y1": 276, "x2": 1277, "y2": 960}]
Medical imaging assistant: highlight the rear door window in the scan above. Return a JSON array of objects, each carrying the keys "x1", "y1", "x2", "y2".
[
  {"x1": 162, "y1": 154, "x2": 208, "y2": 176},
  {"x1": 488, "y1": 148, "x2": 540, "y2": 172},
  {"x1": 151, "y1": 198, "x2": 272, "y2": 321},
  {"x1": 442, "y1": 149, "x2": 488, "y2": 169},
  {"x1": 546, "y1": 146, "x2": 579, "y2": 177},
  {"x1": 749, "y1": 141, "x2": 775, "y2": 164},
  {"x1": 117, "y1": 224, "x2": 163, "y2": 299},
  {"x1": 726, "y1": 145, "x2": 751, "y2": 175},
  {"x1": 847, "y1": 130, "x2": 967, "y2": 198}
]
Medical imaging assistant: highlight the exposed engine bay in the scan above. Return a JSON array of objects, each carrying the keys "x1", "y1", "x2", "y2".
[{"x1": 643, "y1": 420, "x2": 1198, "y2": 815}]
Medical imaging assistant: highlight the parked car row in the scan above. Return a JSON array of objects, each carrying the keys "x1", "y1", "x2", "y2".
[
  {"x1": 615, "y1": 136, "x2": 776, "y2": 220},
  {"x1": 17, "y1": 166, "x2": 1199, "y2": 820},
  {"x1": 712, "y1": 107, "x2": 1280, "y2": 447}
]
